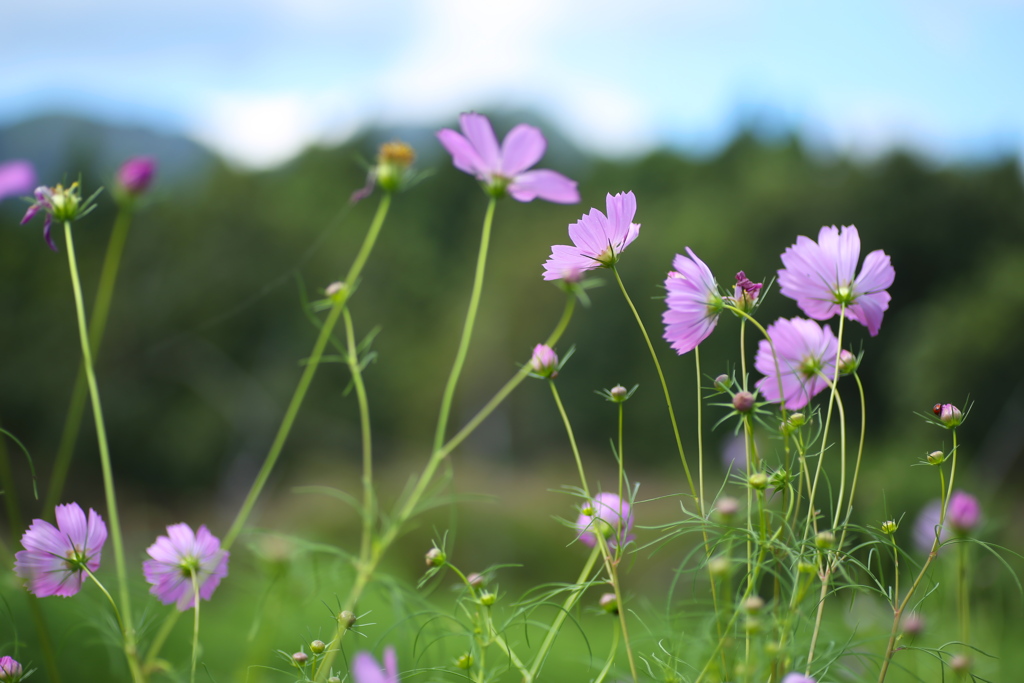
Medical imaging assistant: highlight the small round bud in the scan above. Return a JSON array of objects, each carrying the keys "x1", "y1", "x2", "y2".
[
  {"x1": 425, "y1": 547, "x2": 446, "y2": 567},
  {"x1": 0, "y1": 657, "x2": 23, "y2": 682},
  {"x1": 732, "y1": 391, "x2": 755, "y2": 413},
  {"x1": 815, "y1": 531, "x2": 835, "y2": 550},
  {"x1": 376, "y1": 141, "x2": 416, "y2": 192},
  {"x1": 781, "y1": 412, "x2": 806, "y2": 435},
  {"x1": 902, "y1": 611, "x2": 925, "y2": 637},
  {"x1": 714, "y1": 374, "x2": 732, "y2": 392},
  {"x1": 609, "y1": 385, "x2": 629, "y2": 402},
  {"x1": 466, "y1": 572, "x2": 485, "y2": 588},
  {"x1": 456, "y1": 653, "x2": 474, "y2": 670},
  {"x1": 292, "y1": 652, "x2": 308, "y2": 666},
  {"x1": 838, "y1": 349, "x2": 859, "y2": 374},
  {"x1": 310, "y1": 639, "x2": 326, "y2": 655},
  {"x1": 478, "y1": 591, "x2": 496, "y2": 606},
  {"x1": 599, "y1": 592, "x2": 619, "y2": 614},
  {"x1": 743, "y1": 595, "x2": 765, "y2": 614},
  {"x1": 748, "y1": 472, "x2": 769, "y2": 491},
  {"x1": 769, "y1": 469, "x2": 792, "y2": 490},
  {"x1": 529, "y1": 344, "x2": 559, "y2": 378},
  {"x1": 881, "y1": 520, "x2": 898, "y2": 535},
  {"x1": 926, "y1": 450, "x2": 945, "y2": 465},
  {"x1": 116, "y1": 156, "x2": 157, "y2": 196},
  {"x1": 950, "y1": 654, "x2": 971, "y2": 675},
  {"x1": 798, "y1": 560, "x2": 817, "y2": 575},
  {"x1": 708, "y1": 556, "x2": 731, "y2": 578},
  {"x1": 339, "y1": 610, "x2": 357, "y2": 629},
  {"x1": 325, "y1": 281, "x2": 345, "y2": 298},
  {"x1": 714, "y1": 496, "x2": 740, "y2": 521}
]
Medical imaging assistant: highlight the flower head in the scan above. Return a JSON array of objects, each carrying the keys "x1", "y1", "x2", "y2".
[
  {"x1": 529, "y1": 344, "x2": 559, "y2": 378},
  {"x1": 933, "y1": 403, "x2": 963, "y2": 428},
  {"x1": 14, "y1": 503, "x2": 107, "y2": 598},
  {"x1": 576, "y1": 492, "x2": 634, "y2": 549},
  {"x1": 0, "y1": 657, "x2": 22, "y2": 682},
  {"x1": 947, "y1": 490, "x2": 981, "y2": 535},
  {"x1": 351, "y1": 141, "x2": 417, "y2": 202},
  {"x1": 437, "y1": 113, "x2": 578, "y2": 203},
  {"x1": 777, "y1": 225, "x2": 895, "y2": 336},
  {"x1": 662, "y1": 248, "x2": 725, "y2": 354},
  {"x1": 352, "y1": 647, "x2": 398, "y2": 683},
  {"x1": 143, "y1": 523, "x2": 229, "y2": 611},
  {"x1": 542, "y1": 191, "x2": 640, "y2": 280},
  {"x1": 116, "y1": 156, "x2": 156, "y2": 196},
  {"x1": 20, "y1": 181, "x2": 99, "y2": 251},
  {"x1": 0, "y1": 160, "x2": 36, "y2": 203},
  {"x1": 730, "y1": 271, "x2": 762, "y2": 313},
  {"x1": 755, "y1": 317, "x2": 839, "y2": 410}
]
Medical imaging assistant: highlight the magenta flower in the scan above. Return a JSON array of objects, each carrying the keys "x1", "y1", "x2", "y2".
[
  {"x1": 529, "y1": 343, "x2": 559, "y2": 378},
  {"x1": 437, "y1": 113, "x2": 578, "y2": 203},
  {"x1": 0, "y1": 657, "x2": 22, "y2": 682},
  {"x1": 143, "y1": 523, "x2": 229, "y2": 611},
  {"x1": 14, "y1": 503, "x2": 107, "y2": 598},
  {"x1": 777, "y1": 225, "x2": 895, "y2": 336},
  {"x1": 947, "y1": 490, "x2": 981, "y2": 535},
  {"x1": 352, "y1": 647, "x2": 398, "y2": 683},
  {"x1": 754, "y1": 317, "x2": 839, "y2": 410},
  {"x1": 576, "y1": 492, "x2": 634, "y2": 549},
  {"x1": 730, "y1": 271, "x2": 762, "y2": 312},
  {"x1": 542, "y1": 191, "x2": 640, "y2": 280},
  {"x1": 0, "y1": 160, "x2": 35, "y2": 203},
  {"x1": 662, "y1": 248, "x2": 725, "y2": 355},
  {"x1": 116, "y1": 156, "x2": 156, "y2": 196}
]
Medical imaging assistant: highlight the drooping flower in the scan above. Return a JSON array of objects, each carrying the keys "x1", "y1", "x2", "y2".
[
  {"x1": 777, "y1": 225, "x2": 895, "y2": 336},
  {"x1": 542, "y1": 191, "x2": 640, "y2": 280},
  {"x1": 115, "y1": 156, "x2": 156, "y2": 196},
  {"x1": 0, "y1": 656, "x2": 22, "y2": 682},
  {"x1": 662, "y1": 248, "x2": 725, "y2": 354},
  {"x1": 576, "y1": 492, "x2": 634, "y2": 549},
  {"x1": 0, "y1": 160, "x2": 35, "y2": 203},
  {"x1": 529, "y1": 344, "x2": 559, "y2": 378},
  {"x1": 947, "y1": 490, "x2": 981, "y2": 535},
  {"x1": 754, "y1": 317, "x2": 839, "y2": 410},
  {"x1": 437, "y1": 113, "x2": 578, "y2": 203},
  {"x1": 143, "y1": 523, "x2": 229, "y2": 611},
  {"x1": 14, "y1": 503, "x2": 107, "y2": 598},
  {"x1": 352, "y1": 647, "x2": 398, "y2": 683}
]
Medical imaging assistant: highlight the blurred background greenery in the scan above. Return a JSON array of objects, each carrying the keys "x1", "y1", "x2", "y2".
[{"x1": 1, "y1": 112, "x2": 1023, "y2": 680}]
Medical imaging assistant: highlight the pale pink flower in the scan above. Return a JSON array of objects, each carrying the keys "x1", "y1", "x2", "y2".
[
  {"x1": 14, "y1": 503, "x2": 107, "y2": 598},
  {"x1": 662, "y1": 248, "x2": 724, "y2": 354},
  {"x1": 352, "y1": 647, "x2": 398, "y2": 683},
  {"x1": 542, "y1": 191, "x2": 640, "y2": 280},
  {"x1": 143, "y1": 523, "x2": 229, "y2": 611},
  {"x1": 0, "y1": 160, "x2": 35, "y2": 203},
  {"x1": 0, "y1": 656, "x2": 22, "y2": 682},
  {"x1": 755, "y1": 317, "x2": 839, "y2": 410},
  {"x1": 576, "y1": 493, "x2": 634, "y2": 549}
]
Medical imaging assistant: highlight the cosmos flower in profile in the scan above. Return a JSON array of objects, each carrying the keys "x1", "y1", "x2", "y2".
[
  {"x1": 543, "y1": 191, "x2": 640, "y2": 280},
  {"x1": 662, "y1": 247, "x2": 725, "y2": 355},
  {"x1": 143, "y1": 523, "x2": 229, "y2": 611},
  {"x1": 14, "y1": 503, "x2": 107, "y2": 598}
]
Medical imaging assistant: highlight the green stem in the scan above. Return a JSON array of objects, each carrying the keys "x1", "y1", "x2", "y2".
[
  {"x1": 548, "y1": 382, "x2": 590, "y2": 499},
  {"x1": 190, "y1": 571, "x2": 200, "y2": 683},
  {"x1": 64, "y1": 222, "x2": 141, "y2": 682},
  {"x1": 433, "y1": 197, "x2": 497, "y2": 452},
  {"x1": 343, "y1": 309, "x2": 375, "y2": 567}
]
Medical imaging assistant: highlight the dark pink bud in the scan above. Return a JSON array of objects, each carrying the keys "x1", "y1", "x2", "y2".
[
  {"x1": 116, "y1": 156, "x2": 156, "y2": 195},
  {"x1": 947, "y1": 490, "x2": 980, "y2": 535},
  {"x1": 733, "y1": 391, "x2": 755, "y2": 413}
]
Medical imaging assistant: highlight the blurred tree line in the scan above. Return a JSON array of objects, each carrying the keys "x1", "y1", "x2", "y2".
[{"x1": 1, "y1": 112, "x2": 1023, "y2": 529}]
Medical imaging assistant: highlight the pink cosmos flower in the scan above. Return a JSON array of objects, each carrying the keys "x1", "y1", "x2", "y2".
[
  {"x1": 0, "y1": 656, "x2": 22, "y2": 682},
  {"x1": 781, "y1": 674, "x2": 816, "y2": 683},
  {"x1": 542, "y1": 191, "x2": 640, "y2": 280},
  {"x1": 529, "y1": 343, "x2": 559, "y2": 377},
  {"x1": 143, "y1": 523, "x2": 229, "y2": 611},
  {"x1": 576, "y1": 492, "x2": 634, "y2": 549},
  {"x1": 14, "y1": 503, "x2": 107, "y2": 598},
  {"x1": 0, "y1": 160, "x2": 35, "y2": 203},
  {"x1": 437, "y1": 113, "x2": 578, "y2": 203},
  {"x1": 754, "y1": 317, "x2": 839, "y2": 410},
  {"x1": 777, "y1": 225, "x2": 895, "y2": 336},
  {"x1": 662, "y1": 248, "x2": 725, "y2": 355},
  {"x1": 947, "y1": 490, "x2": 981, "y2": 535},
  {"x1": 352, "y1": 647, "x2": 398, "y2": 683},
  {"x1": 116, "y1": 156, "x2": 156, "y2": 196}
]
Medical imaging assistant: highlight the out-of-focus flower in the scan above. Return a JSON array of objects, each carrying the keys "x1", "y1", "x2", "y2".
[
  {"x1": 20, "y1": 181, "x2": 99, "y2": 251},
  {"x1": 662, "y1": 248, "x2": 724, "y2": 355},
  {"x1": 351, "y1": 141, "x2": 417, "y2": 202},
  {"x1": 0, "y1": 160, "x2": 35, "y2": 203},
  {"x1": 781, "y1": 674, "x2": 816, "y2": 683},
  {"x1": 0, "y1": 656, "x2": 22, "y2": 682},
  {"x1": 529, "y1": 344, "x2": 559, "y2": 378},
  {"x1": 15, "y1": 503, "x2": 106, "y2": 598},
  {"x1": 437, "y1": 113, "x2": 578, "y2": 203},
  {"x1": 947, "y1": 490, "x2": 981, "y2": 535},
  {"x1": 754, "y1": 317, "x2": 839, "y2": 410},
  {"x1": 352, "y1": 647, "x2": 398, "y2": 683},
  {"x1": 777, "y1": 225, "x2": 895, "y2": 336},
  {"x1": 542, "y1": 191, "x2": 640, "y2": 280},
  {"x1": 115, "y1": 156, "x2": 156, "y2": 196},
  {"x1": 143, "y1": 523, "x2": 229, "y2": 611},
  {"x1": 576, "y1": 492, "x2": 634, "y2": 549},
  {"x1": 913, "y1": 499, "x2": 945, "y2": 552}
]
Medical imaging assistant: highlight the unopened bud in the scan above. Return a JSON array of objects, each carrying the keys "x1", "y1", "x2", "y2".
[
  {"x1": 769, "y1": 469, "x2": 792, "y2": 490},
  {"x1": 529, "y1": 344, "x2": 559, "y2": 378},
  {"x1": 798, "y1": 560, "x2": 817, "y2": 575},
  {"x1": 339, "y1": 610, "x2": 357, "y2": 629},
  {"x1": 838, "y1": 349, "x2": 859, "y2": 374},
  {"x1": 325, "y1": 281, "x2": 345, "y2": 298},
  {"x1": 116, "y1": 156, "x2": 157, "y2": 196},
  {"x1": 744, "y1": 595, "x2": 765, "y2": 614},
  {"x1": 456, "y1": 653, "x2": 474, "y2": 669},
  {"x1": 479, "y1": 591, "x2": 496, "y2": 606},
  {"x1": 599, "y1": 592, "x2": 618, "y2": 614},
  {"x1": 425, "y1": 547, "x2": 446, "y2": 567},
  {"x1": 902, "y1": 612, "x2": 925, "y2": 637},
  {"x1": 933, "y1": 403, "x2": 963, "y2": 428},
  {"x1": 708, "y1": 556, "x2": 731, "y2": 578},
  {"x1": 310, "y1": 639, "x2": 326, "y2": 654},
  {"x1": 609, "y1": 385, "x2": 629, "y2": 402},
  {"x1": 715, "y1": 496, "x2": 740, "y2": 521},
  {"x1": 815, "y1": 531, "x2": 835, "y2": 550},
  {"x1": 881, "y1": 520, "x2": 898, "y2": 535},
  {"x1": 292, "y1": 652, "x2": 308, "y2": 666},
  {"x1": 466, "y1": 572, "x2": 485, "y2": 588},
  {"x1": 328, "y1": 678, "x2": 341, "y2": 683},
  {"x1": 732, "y1": 391, "x2": 755, "y2": 413},
  {"x1": 782, "y1": 413, "x2": 806, "y2": 435},
  {"x1": 748, "y1": 472, "x2": 768, "y2": 491},
  {"x1": 376, "y1": 141, "x2": 416, "y2": 192},
  {"x1": 926, "y1": 450, "x2": 945, "y2": 465},
  {"x1": 950, "y1": 654, "x2": 971, "y2": 675},
  {"x1": 714, "y1": 374, "x2": 732, "y2": 392}
]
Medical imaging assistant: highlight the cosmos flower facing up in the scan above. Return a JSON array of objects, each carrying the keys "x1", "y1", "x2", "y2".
[
  {"x1": 542, "y1": 191, "x2": 640, "y2": 280},
  {"x1": 662, "y1": 248, "x2": 725, "y2": 355},
  {"x1": 14, "y1": 503, "x2": 107, "y2": 598},
  {"x1": 437, "y1": 113, "x2": 578, "y2": 203},
  {"x1": 576, "y1": 492, "x2": 635, "y2": 549},
  {"x1": 115, "y1": 156, "x2": 157, "y2": 197},
  {"x1": 777, "y1": 225, "x2": 895, "y2": 336},
  {"x1": 0, "y1": 160, "x2": 35, "y2": 203},
  {"x1": 143, "y1": 523, "x2": 229, "y2": 611},
  {"x1": 0, "y1": 656, "x2": 22, "y2": 682},
  {"x1": 352, "y1": 647, "x2": 398, "y2": 683},
  {"x1": 755, "y1": 317, "x2": 839, "y2": 410}
]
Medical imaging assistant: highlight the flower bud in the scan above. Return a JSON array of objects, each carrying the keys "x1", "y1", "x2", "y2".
[
  {"x1": 933, "y1": 403, "x2": 963, "y2": 428},
  {"x1": 838, "y1": 349, "x2": 859, "y2": 375},
  {"x1": 478, "y1": 591, "x2": 496, "y2": 606},
  {"x1": 328, "y1": 678, "x2": 342, "y2": 683},
  {"x1": 466, "y1": 572, "x2": 485, "y2": 588},
  {"x1": 902, "y1": 611, "x2": 925, "y2": 637},
  {"x1": 732, "y1": 391, "x2": 755, "y2": 413},
  {"x1": 815, "y1": 531, "x2": 835, "y2": 550},
  {"x1": 881, "y1": 520, "x2": 898, "y2": 535},
  {"x1": 456, "y1": 653, "x2": 474, "y2": 669},
  {"x1": 743, "y1": 595, "x2": 765, "y2": 614},
  {"x1": 425, "y1": 547, "x2": 446, "y2": 567},
  {"x1": 116, "y1": 156, "x2": 157, "y2": 196},
  {"x1": 376, "y1": 141, "x2": 416, "y2": 192},
  {"x1": 714, "y1": 496, "x2": 740, "y2": 522},
  {"x1": 769, "y1": 469, "x2": 792, "y2": 490},
  {"x1": 926, "y1": 450, "x2": 945, "y2": 465},
  {"x1": 0, "y1": 657, "x2": 22, "y2": 682},
  {"x1": 292, "y1": 652, "x2": 309, "y2": 666},
  {"x1": 529, "y1": 344, "x2": 559, "y2": 378},
  {"x1": 798, "y1": 561, "x2": 817, "y2": 575},
  {"x1": 325, "y1": 281, "x2": 346, "y2": 298},
  {"x1": 609, "y1": 385, "x2": 629, "y2": 402},
  {"x1": 950, "y1": 654, "x2": 971, "y2": 675},
  {"x1": 599, "y1": 592, "x2": 618, "y2": 614},
  {"x1": 708, "y1": 556, "x2": 731, "y2": 578},
  {"x1": 781, "y1": 413, "x2": 806, "y2": 435},
  {"x1": 339, "y1": 610, "x2": 357, "y2": 629},
  {"x1": 714, "y1": 374, "x2": 732, "y2": 392},
  {"x1": 748, "y1": 472, "x2": 768, "y2": 491},
  {"x1": 744, "y1": 616, "x2": 761, "y2": 634},
  {"x1": 310, "y1": 639, "x2": 326, "y2": 654}
]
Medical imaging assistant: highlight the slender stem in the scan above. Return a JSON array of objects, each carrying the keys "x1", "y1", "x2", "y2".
[
  {"x1": 222, "y1": 193, "x2": 392, "y2": 550},
  {"x1": 433, "y1": 197, "x2": 497, "y2": 451},
  {"x1": 190, "y1": 571, "x2": 200, "y2": 683},
  {"x1": 958, "y1": 541, "x2": 969, "y2": 649},
  {"x1": 548, "y1": 382, "x2": 590, "y2": 499},
  {"x1": 343, "y1": 309, "x2": 375, "y2": 566},
  {"x1": 595, "y1": 531, "x2": 638, "y2": 682},
  {"x1": 64, "y1": 222, "x2": 141, "y2": 682},
  {"x1": 593, "y1": 619, "x2": 621, "y2": 683},
  {"x1": 47, "y1": 206, "x2": 135, "y2": 512}
]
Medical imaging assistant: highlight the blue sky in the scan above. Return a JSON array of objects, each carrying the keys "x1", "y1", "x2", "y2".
[{"x1": 3, "y1": 0, "x2": 1022, "y2": 169}]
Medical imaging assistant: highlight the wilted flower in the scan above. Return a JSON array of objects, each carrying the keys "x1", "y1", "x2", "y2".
[
  {"x1": 20, "y1": 181, "x2": 99, "y2": 251},
  {"x1": 777, "y1": 225, "x2": 895, "y2": 336},
  {"x1": 115, "y1": 156, "x2": 156, "y2": 196},
  {"x1": 529, "y1": 344, "x2": 559, "y2": 378},
  {"x1": 730, "y1": 271, "x2": 762, "y2": 313},
  {"x1": 15, "y1": 503, "x2": 107, "y2": 598},
  {"x1": 0, "y1": 160, "x2": 35, "y2": 203},
  {"x1": 143, "y1": 523, "x2": 229, "y2": 611},
  {"x1": 542, "y1": 191, "x2": 640, "y2": 280},
  {"x1": 351, "y1": 141, "x2": 417, "y2": 202},
  {"x1": 0, "y1": 657, "x2": 22, "y2": 682},
  {"x1": 576, "y1": 492, "x2": 634, "y2": 549},
  {"x1": 947, "y1": 490, "x2": 981, "y2": 535},
  {"x1": 437, "y1": 113, "x2": 578, "y2": 203},
  {"x1": 662, "y1": 248, "x2": 725, "y2": 355},
  {"x1": 352, "y1": 647, "x2": 398, "y2": 683},
  {"x1": 755, "y1": 317, "x2": 839, "y2": 410}
]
